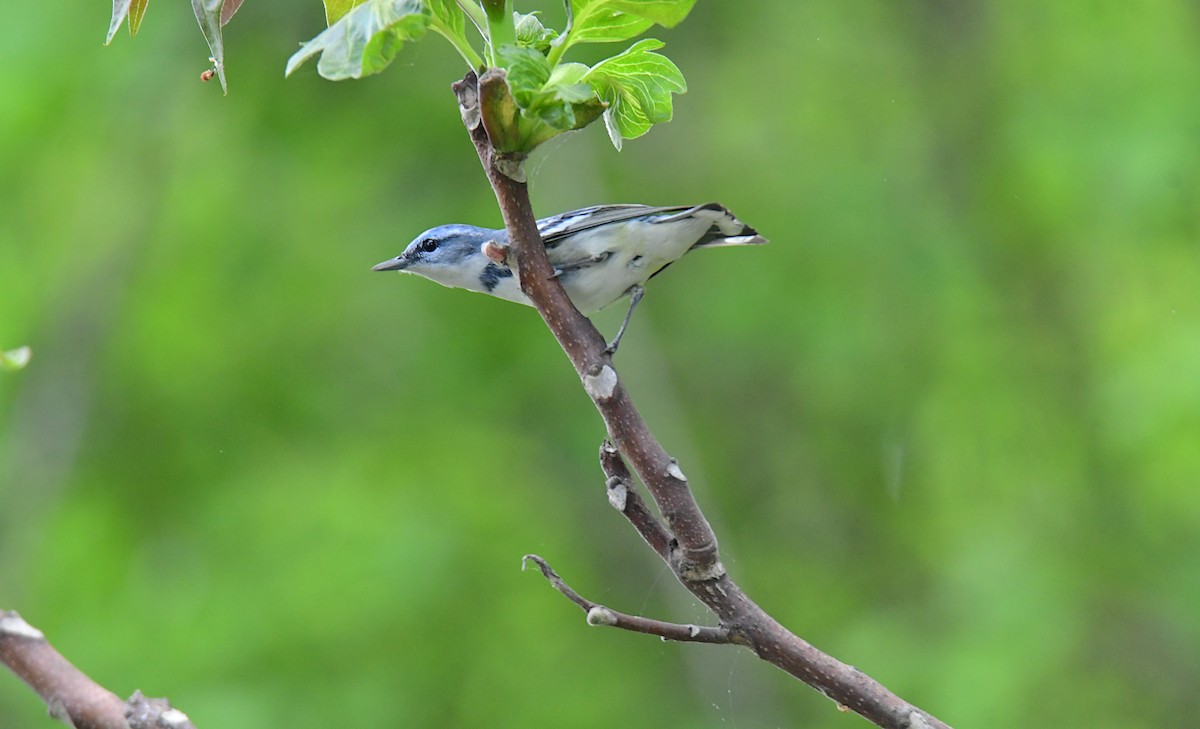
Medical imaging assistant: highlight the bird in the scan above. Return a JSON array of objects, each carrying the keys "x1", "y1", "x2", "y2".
[{"x1": 372, "y1": 203, "x2": 766, "y2": 352}]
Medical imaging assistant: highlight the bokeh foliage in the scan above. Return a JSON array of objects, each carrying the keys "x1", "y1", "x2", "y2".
[{"x1": 2, "y1": 2, "x2": 1198, "y2": 727}]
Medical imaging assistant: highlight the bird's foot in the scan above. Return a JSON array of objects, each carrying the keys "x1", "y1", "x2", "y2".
[{"x1": 603, "y1": 285, "x2": 645, "y2": 357}]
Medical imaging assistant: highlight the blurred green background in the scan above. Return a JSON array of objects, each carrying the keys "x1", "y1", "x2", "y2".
[{"x1": 2, "y1": 1, "x2": 1198, "y2": 727}]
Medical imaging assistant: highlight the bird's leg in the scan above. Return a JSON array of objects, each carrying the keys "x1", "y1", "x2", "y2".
[{"x1": 604, "y1": 284, "x2": 645, "y2": 356}]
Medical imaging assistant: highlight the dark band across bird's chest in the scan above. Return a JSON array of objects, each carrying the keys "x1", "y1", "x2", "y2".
[{"x1": 479, "y1": 262, "x2": 515, "y2": 292}]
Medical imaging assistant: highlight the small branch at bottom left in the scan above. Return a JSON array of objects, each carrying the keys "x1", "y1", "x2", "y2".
[{"x1": 0, "y1": 610, "x2": 196, "y2": 729}]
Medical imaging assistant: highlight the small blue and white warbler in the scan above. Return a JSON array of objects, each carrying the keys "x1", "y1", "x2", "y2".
[{"x1": 372, "y1": 203, "x2": 766, "y2": 351}]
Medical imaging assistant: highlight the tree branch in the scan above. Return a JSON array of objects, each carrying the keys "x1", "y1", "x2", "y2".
[
  {"x1": 452, "y1": 71, "x2": 952, "y2": 729},
  {"x1": 0, "y1": 610, "x2": 196, "y2": 729},
  {"x1": 522, "y1": 555, "x2": 733, "y2": 645},
  {"x1": 598, "y1": 440, "x2": 672, "y2": 560},
  {"x1": 453, "y1": 68, "x2": 721, "y2": 577}
]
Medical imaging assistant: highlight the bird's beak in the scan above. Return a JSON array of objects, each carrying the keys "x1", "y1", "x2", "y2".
[{"x1": 372, "y1": 255, "x2": 410, "y2": 272}]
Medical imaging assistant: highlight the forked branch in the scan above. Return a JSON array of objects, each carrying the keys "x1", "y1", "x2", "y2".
[
  {"x1": 598, "y1": 440, "x2": 672, "y2": 559},
  {"x1": 453, "y1": 70, "x2": 953, "y2": 729}
]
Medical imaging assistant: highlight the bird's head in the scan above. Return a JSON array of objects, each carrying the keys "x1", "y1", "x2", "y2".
[{"x1": 372, "y1": 224, "x2": 495, "y2": 289}]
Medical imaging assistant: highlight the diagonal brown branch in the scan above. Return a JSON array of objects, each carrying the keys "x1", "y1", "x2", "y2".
[
  {"x1": 456, "y1": 69, "x2": 721, "y2": 578},
  {"x1": 0, "y1": 610, "x2": 196, "y2": 729},
  {"x1": 453, "y1": 70, "x2": 953, "y2": 729}
]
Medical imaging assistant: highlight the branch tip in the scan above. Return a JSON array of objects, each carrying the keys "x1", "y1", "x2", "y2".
[
  {"x1": 0, "y1": 611, "x2": 44, "y2": 640},
  {"x1": 452, "y1": 71, "x2": 481, "y2": 131}
]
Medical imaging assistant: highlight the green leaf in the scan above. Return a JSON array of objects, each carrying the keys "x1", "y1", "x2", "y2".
[
  {"x1": 489, "y1": 47, "x2": 604, "y2": 149},
  {"x1": 552, "y1": 0, "x2": 695, "y2": 61},
  {"x1": 582, "y1": 38, "x2": 685, "y2": 149},
  {"x1": 525, "y1": 76, "x2": 599, "y2": 131},
  {"x1": 503, "y1": 49, "x2": 602, "y2": 123},
  {"x1": 551, "y1": 83, "x2": 594, "y2": 104},
  {"x1": 538, "y1": 62, "x2": 603, "y2": 126},
  {"x1": 566, "y1": 3, "x2": 653, "y2": 45},
  {"x1": 106, "y1": 0, "x2": 130, "y2": 44},
  {"x1": 286, "y1": 0, "x2": 431, "y2": 81},
  {"x1": 106, "y1": 0, "x2": 151, "y2": 44},
  {"x1": 0, "y1": 346, "x2": 31, "y2": 372},
  {"x1": 428, "y1": 0, "x2": 464, "y2": 38},
  {"x1": 324, "y1": 0, "x2": 366, "y2": 25},
  {"x1": 547, "y1": 62, "x2": 590, "y2": 87},
  {"x1": 129, "y1": 0, "x2": 150, "y2": 35},
  {"x1": 427, "y1": 0, "x2": 483, "y2": 69},
  {"x1": 496, "y1": 45, "x2": 551, "y2": 108},
  {"x1": 601, "y1": 0, "x2": 696, "y2": 27},
  {"x1": 514, "y1": 12, "x2": 557, "y2": 52},
  {"x1": 192, "y1": 0, "x2": 229, "y2": 93}
]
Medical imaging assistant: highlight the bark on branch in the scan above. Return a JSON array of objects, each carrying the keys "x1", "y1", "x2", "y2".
[
  {"x1": 0, "y1": 610, "x2": 196, "y2": 729},
  {"x1": 453, "y1": 70, "x2": 953, "y2": 729}
]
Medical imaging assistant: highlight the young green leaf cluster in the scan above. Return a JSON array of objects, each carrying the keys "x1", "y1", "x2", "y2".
[{"x1": 286, "y1": 0, "x2": 695, "y2": 151}]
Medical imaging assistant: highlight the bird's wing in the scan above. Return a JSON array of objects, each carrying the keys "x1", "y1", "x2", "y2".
[
  {"x1": 549, "y1": 250, "x2": 612, "y2": 279},
  {"x1": 537, "y1": 204, "x2": 697, "y2": 248}
]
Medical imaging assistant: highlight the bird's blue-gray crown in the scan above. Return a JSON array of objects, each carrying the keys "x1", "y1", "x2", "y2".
[{"x1": 376, "y1": 224, "x2": 493, "y2": 271}]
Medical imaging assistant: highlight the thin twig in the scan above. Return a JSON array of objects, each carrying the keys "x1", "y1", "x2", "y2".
[
  {"x1": 598, "y1": 440, "x2": 672, "y2": 559},
  {"x1": 522, "y1": 556, "x2": 733, "y2": 645},
  {"x1": 0, "y1": 610, "x2": 196, "y2": 729}
]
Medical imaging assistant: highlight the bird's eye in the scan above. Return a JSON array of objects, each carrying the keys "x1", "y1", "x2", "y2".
[{"x1": 418, "y1": 238, "x2": 438, "y2": 253}]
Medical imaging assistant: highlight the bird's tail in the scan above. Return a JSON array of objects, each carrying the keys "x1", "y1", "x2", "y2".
[{"x1": 662, "y1": 202, "x2": 768, "y2": 249}]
